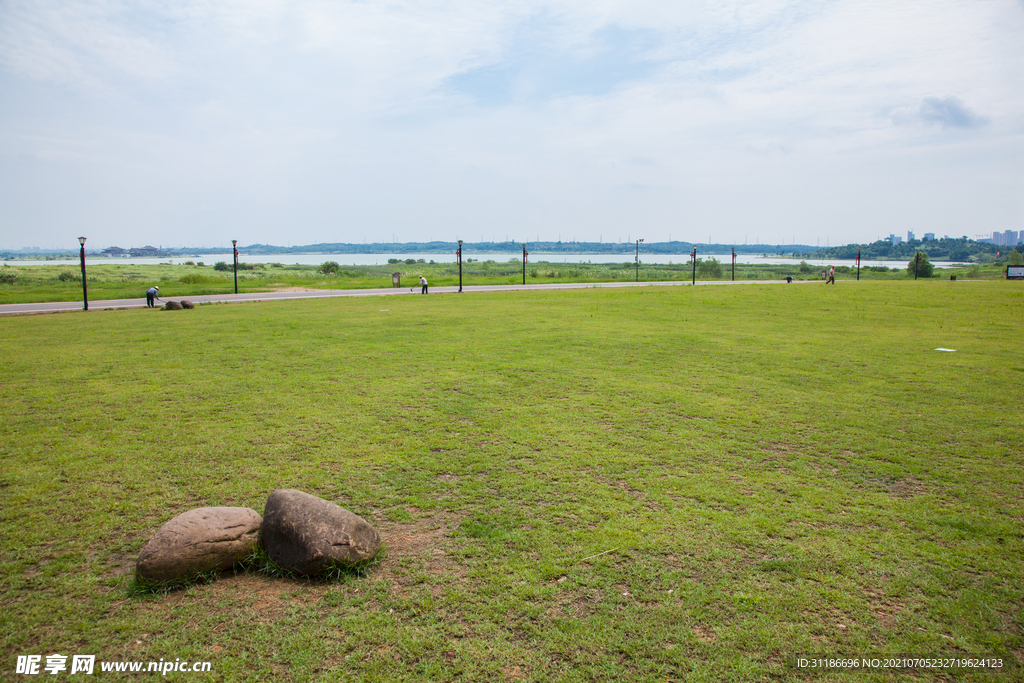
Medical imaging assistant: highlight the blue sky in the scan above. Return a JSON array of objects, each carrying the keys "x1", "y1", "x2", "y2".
[{"x1": 1, "y1": 0, "x2": 1021, "y2": 250}]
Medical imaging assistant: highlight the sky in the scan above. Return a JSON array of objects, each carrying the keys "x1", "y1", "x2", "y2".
[{"x1": 1, "y1": 0, "x2": 1022, "y2": 251}]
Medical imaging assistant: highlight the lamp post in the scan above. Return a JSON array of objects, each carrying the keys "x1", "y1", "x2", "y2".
[
  {"x1": 914, "y1": 251, "x2": 920, "y2": 280},
  {"x1": 522, "y1": 244, "x2": 528, "y2": 285},
  {"x1": 78, "y1": 237, "x2": 88, "y2": 310},
  {"x1": 231, "y1": 240, "x2": 238, "y2": 294},
  {"x1": 856, "y1": 249, "x2": 861, "y2": 281},
  {"x1": 731, "y1": 247, "x2": 736, "y2": 281},
  {"x1": 457, "y1": 240, "x2": 463, "y2": 293},
  {"x1": 691, "y1": 247, "x2": 697, "y2": 285},
  {"x1": 635, "y1": 238, "x2": 643, "y2": 282}
]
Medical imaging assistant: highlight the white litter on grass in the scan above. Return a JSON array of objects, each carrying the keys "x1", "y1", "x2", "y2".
[
  {"x1": 934, "y1": 348, "x2": 956, "y2": 352},
  {"x1": 379, "y1": 310, "x2": 389, "y2": 312}
]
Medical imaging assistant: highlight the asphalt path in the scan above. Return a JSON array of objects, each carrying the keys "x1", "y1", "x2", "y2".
[{"x1": 0, "y1": 278, "x2": 812, "y2": 316}]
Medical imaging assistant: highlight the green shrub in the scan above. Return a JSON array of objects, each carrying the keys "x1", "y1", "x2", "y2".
[
  {"x1": 906, "y1": 252, "x2": 934, "y2": 278},
  {"x1": 213, "y1": 261, "x2": 230, "y2": 271},
  {"x1": 0, "y1": 271, "x2": 17, "y2": 284},
  {"x1": 388, "y1": 258, "x2": 400, "y2": 264},
  {"x1": 183, "y1": 260, "x2": 195, "y2": 266},
  {"x1": 799, "y1": 260, "x2": 813, "y2": 273},
  {"x1": 319, "y1": 261, "x2": 340, "y2": 274},
  {"x1": 57, "y1": 271, "x2": 80, "y2": 282},
  {"x1": 698, "y1": 258, "x2": 723, "y2": 279},
  {"x1": 1008, "y1": 250, "x2": 1024, "y2": 266}
]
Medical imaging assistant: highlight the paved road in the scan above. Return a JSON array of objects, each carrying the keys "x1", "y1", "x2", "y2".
[{"x1": 0, "y1": 279, "x2": 809, "y2": 316}]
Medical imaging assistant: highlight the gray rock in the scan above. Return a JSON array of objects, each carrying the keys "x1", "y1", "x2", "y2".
[
  {"x1": 162, "y1": 300, "x2": 182, "y2": 310},
  {"x1": 180, "y1": 300, "x2": 194, "y2": 309},
  {"x1": 262, "y1": 489, "x2": 381, "y2": 575},
  {"x1": 136, "y1": 507, "x2": 262, "y2": 583}
]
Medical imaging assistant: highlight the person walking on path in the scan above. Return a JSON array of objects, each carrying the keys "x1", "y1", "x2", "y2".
[
  {"x1": 419, "y1": 275, "x2": 428, "y2": 294},
  {"x1": 146, "y1": 286, "x2": 161, "y2": 307},
  {"x1": 826, "y1": 266, "x2": 835, "y2": 285}
]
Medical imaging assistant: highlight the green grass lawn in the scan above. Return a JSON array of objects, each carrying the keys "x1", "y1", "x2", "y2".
[{"x1": 1, "y1": 280, "x2": 1021, "y2": 681}]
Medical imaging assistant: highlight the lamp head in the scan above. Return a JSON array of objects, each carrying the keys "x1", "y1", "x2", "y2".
[
  {"x1": 458, "y1": 240, "x2": 463, "y2": 246},
  {"x1": 78, "y1": 237, "x2": 86, "y2": 246},
  {"x1": 232, "y1": 240, "x2": 237, "y2": 247}
]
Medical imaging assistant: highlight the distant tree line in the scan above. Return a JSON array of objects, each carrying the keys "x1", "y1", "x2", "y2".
[{"x1": 813, "y1": 237, "x2": 1022, "y2": 262}]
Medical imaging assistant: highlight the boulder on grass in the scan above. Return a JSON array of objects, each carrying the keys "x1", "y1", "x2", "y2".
[
  {"x1": 262, "y1": 489, "x2": 381, "y2": 575},
  {"x1": 136, "y1": 507, "x2": 262, "y2": 583},
  {"x1": 162, "y1": 300, "x2": 182, "y2": 310},
  {"x1": 180, "y1": 300, "x2": 195, "y2": 309}
]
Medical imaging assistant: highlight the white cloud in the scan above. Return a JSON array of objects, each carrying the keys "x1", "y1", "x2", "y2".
[{"x1": 1, "y1": 0, "x2": 1022, "y2": 249}]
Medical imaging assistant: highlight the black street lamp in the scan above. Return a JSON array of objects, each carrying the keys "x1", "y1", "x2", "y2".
[
  {"x1": 78, "y1": 237, "x2": 88, "y2": 310},
  {"x1": 635, "y1": 238, "x2": 644, "y2": 282},
  {"x1": 691, "y1": 247, "x2": 697, "y2": 285},
  {"x1": 731, "y1": 247, "x2": 736, "y2": 281},
  {"x1": 522, "y1": 244, "x2": 528, "y2": 285},
  {"x1": 914, "y1": 251, "x2": 920, "y2": 280},
  {"x1": 232, "y1": 240, "x2": 239, "y2": 294},
  {"x1": 856, "y1": 249, "x2": 861, "y2": 281},
  {"x1": 457, "y1": 240, "x2": 463, "y2": 292}
]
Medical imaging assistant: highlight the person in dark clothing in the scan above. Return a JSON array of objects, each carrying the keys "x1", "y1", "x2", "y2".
[
  {"x1": 146, "y1": 286, "x2": 161, "y2": 307},
  {"x1": 419, "y1": 275, "x2": 428, "y2": 294}
]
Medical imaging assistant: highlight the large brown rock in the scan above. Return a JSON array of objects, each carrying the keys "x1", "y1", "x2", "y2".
[
  {"x1": 162, "y1": 300, "x2": 182, "y2": 310},
  {"x1": 136, "y1": 507, "x2": 262, "y2": 583},
  {"x1": 262, "y1": 489, "x2": 381, "y2": 575},
  {"x1": 180, "y1": 300, "x2": 194, "y2": 309}
]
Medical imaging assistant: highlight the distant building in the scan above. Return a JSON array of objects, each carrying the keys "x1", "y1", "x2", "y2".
[
  {"x1": 907, "y1": 231, "x2": 915, "y2": 242},
  {"x1": 889, "y1": 234, "x2": 903, "y2": 244},
  {"x1": 1005, "y1": 229, "x2": 1020, "y2": 246},
  {"x1": 102, "y1": 246, "x2": 128, "y2": 256},
  {"x1": 923, "y1": 233, "x2": 935, "y2": 241}
]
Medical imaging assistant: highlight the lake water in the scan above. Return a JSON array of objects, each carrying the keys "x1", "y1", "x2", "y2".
[{"x1": 5, "y1": 252, "x2": 958, "y2": 269}]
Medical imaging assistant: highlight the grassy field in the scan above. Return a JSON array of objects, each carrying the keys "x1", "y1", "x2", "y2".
[
  {"x1": 1, "y1": 280, "x2": 1022, "y2": 681},
  {"x1": 0, "y1": 258, "x2": 1012, "y2": 305}
]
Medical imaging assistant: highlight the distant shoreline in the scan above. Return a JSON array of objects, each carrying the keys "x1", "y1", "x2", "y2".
[{"x1": 0, "y1": 252, "x2": 963, "y2": 269}]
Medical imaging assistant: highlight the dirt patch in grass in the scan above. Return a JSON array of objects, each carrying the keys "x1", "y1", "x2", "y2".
[
  {"x1": 762, "y1": 441, "x2": 794, "y2": 455},
  {"x1": 886, "y1": 476, "x2": 927, "y2": 499},
  {"x1": 861, "y1": 584, "x2": 908, "y2": 631},
  {"x1": 206, "y1": 573, "x2": 304, "y2": 623},
  {"x1": 373, "y1": 511, "x2": 465, "y2": 587},
  {"x1": 694, "y1": 624, "x2": 716, "y2": 643},
  {"x1": 97, "y1": 552, "x2": 137, "y2": 583}
]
